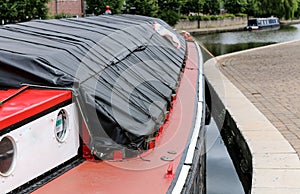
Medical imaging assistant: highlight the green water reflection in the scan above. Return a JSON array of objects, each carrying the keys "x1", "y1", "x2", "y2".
[{"x1": 202, "y1": 42, "x2": 274, "y2": 56}]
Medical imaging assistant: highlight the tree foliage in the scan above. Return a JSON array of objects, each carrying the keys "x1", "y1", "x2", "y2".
[
  {"x1": 85, "y1": 0, "x2": 124, "y2": 15},
  {"x1": 203, "y1": 0, "x2": 220, "y2": 14},
  {"x1": 157, "y1": 9, "x2": 181, "y2": 26},
  {"x1": 0, "y1": 0, "x2": 49, "y2": 24},
  {"x1": 181, "y1": 0, "x2": 204, "y2": 14},
  {"x1": 82, "y1": 0, "x2": 300, "y2": 25},
  {"x1": 255, "y1": 0, "x2": 299, "y2": 19},
  {"x1": 232, "y1": 0, "x2": 299, "y2": 19},
  {"x1": 245, "y1": 0, "x2": 259, "y2": 17},
  {"x1": 156, "y1": 0, "x2": 187, "y2": 25},
  {"x1": 295, "y1": 0, "x2": 300, "y2": 18},
  {"x1": 223, "y1": 0, "x2": 248, "y2": 14},
  {"x1": 2, "y1": 0, "x2": 300, "y2": 26},
  {"x1": 124, "y1": 0, "x2": 157, "y2": 16}
]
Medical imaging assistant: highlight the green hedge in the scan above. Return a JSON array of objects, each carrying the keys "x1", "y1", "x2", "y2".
[
  {"x1": 185, "y1": 13, "x2": 244, "y2": 21},
  {"x1": 48, "y1": 13, "x2": 73, "y2": 20}
]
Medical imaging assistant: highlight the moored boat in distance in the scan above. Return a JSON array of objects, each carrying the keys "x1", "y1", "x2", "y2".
[
  {"x1": 0, "y1": 15, "x2": 209, "y2": 193},
  {"x1": 244, "y1": 17, "x2": 280, "y2": 31}
]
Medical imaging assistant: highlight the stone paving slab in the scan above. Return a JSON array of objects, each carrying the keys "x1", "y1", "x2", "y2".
[
  {"x1": 251, "y1": 188, "x2": 300, "y2": 194},
  {"x1": 218, "y1": 40, "x2": 300, "y2": 159},
  {"x1": 204, "y1": 41, "x2": 300, "y2": 193},
  {"x1": 253, "y1": 169, "x2": 300, "y2": 188},
  {"x1": 254, "y1": 153, "x2": 300, "y2": 169}
]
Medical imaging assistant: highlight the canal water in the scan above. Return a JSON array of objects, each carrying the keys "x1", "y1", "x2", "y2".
[
  {"x1": 205, "y1": 119, "x2": 244, "y2": 194},
  {"x1": 196, "y1": 24, "x2": 300, "y2": 56},
  {"x1": 199, "y1": 23, "x2": 300, "y2": 194}
]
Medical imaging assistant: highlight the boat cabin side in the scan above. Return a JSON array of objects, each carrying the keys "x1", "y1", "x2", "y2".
[
  {"x1": 0, "y1": 88, "x2": 80, "y2": 193},
  {"x1": 244, "y1": 17, "x2": 280, "y2": 30}
]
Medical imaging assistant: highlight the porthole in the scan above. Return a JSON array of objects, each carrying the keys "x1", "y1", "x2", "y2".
[
  {"x1": 0, "y1": 136, "x2": 16, "y2": 176},
  {"x1": 55, "y1": 109, "x2": 69, "y2": 142}
]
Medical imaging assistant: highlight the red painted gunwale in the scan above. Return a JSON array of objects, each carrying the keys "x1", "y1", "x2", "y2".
[{"x1": 0, "y1": 89, "x2": 72, "y2": 131}]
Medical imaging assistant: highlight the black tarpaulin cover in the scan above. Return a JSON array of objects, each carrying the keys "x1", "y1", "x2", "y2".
[{"x1": 0, "y1": 15, "x2": 186, "y2": 158}]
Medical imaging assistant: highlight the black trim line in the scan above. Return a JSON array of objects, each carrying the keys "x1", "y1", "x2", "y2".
[{"x1": 0, "y1": 99, "x2": 72, "y2": 136}]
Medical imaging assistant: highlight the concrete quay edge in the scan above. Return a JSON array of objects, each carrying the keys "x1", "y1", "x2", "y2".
[
  {"x1": 204, "y1": 42, "x2": 300, "y2": 193},
  {"x1": 186, "y1": 25, "x2": 245, "y2": 35}
]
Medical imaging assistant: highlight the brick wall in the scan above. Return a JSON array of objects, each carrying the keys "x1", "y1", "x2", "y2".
[{"x1": 48, "y1": 0, "x2": 83, "y2": 17}]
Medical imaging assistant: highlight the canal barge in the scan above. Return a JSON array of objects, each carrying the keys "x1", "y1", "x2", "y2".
[
  {"x1": 244, "y1": 17, "x2": 280, "y2": 31},
  {"x1": 0, "y1": 15, "x2": 208, "y2": 193}
]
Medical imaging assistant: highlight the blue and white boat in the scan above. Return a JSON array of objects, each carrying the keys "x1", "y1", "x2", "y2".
[{"x1": 244, "y1": 17, "x2": 280, "y2": 31}]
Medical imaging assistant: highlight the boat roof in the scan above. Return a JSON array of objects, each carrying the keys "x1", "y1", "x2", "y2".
[
  {"x1": 0, "y1": 15, "x2": 186, "y2": 157},
  {"x1": 249, "y1": 17, "x2": 279, "y2": 20},
  {"x1": 0, "y1": 89, "x2": 71, "y2": 132}
]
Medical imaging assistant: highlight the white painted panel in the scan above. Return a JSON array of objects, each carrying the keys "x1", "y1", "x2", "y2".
[
  {"x1": 196, "y1": 42, "x2": 205, "y2": 103},
  {"x1": 0, "y1": 103, "x2": 79, "y2": 193}
]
